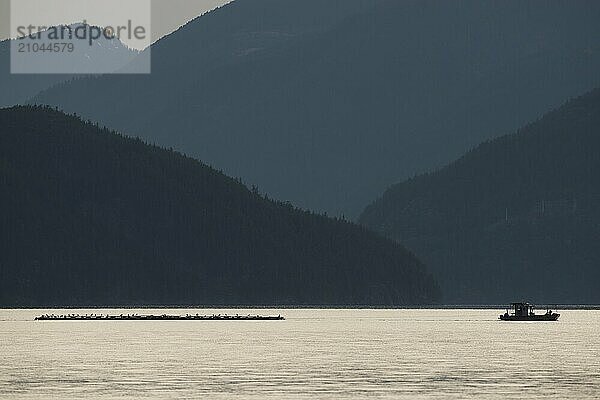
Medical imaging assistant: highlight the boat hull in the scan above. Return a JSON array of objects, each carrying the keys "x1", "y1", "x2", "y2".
[{"x1": 499, "y1": 313, "x2": 559, "y2": 321}]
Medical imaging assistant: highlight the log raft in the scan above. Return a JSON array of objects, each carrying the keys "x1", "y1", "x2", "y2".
[{"x1": 35, "y1": 313, "x2": 285, "y2": 321}]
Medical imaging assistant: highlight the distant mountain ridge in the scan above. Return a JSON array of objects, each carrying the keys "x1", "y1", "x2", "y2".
[
  {"x1": 360, "y1": 88, "x2": 600, "y2": 304},
  {"x1": 0, "y1": 106, "x2": 439, "y2": 307},
  {"x1": 0, "y1": 23, "x2": 138, "y2": 107},
  {"x1": 31, "y1": 0, "x2": 600, "y2": 217}
]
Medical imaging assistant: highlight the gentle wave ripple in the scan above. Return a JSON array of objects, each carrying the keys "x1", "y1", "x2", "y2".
[{"x1": 1, "y1": 309, "x2": 599, "y2": 399}]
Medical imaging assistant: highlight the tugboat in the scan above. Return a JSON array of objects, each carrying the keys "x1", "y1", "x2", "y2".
[{"x1": 499, "y1": 302, "x2": 559, "y2": 321}]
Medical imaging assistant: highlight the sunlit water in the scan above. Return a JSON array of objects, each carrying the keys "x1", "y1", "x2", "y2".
[{"x1": 1, "y1": 309, "x2": 599, "y2": 399}]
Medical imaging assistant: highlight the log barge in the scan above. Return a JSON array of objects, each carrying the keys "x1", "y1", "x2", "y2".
[{"x1": 35, "y1": 313, "x2": 285, "y2": 321}]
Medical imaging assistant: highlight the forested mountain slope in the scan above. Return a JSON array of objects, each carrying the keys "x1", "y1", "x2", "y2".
[
  {"x1": 360, "y1": 89, "x2": 600, "y2": 304},
  {"x1": 32, "y1": 0, "x2": 600, "y2": 217},
  {"x1": 0, "y1": 106, "x2": 439, "y2": 306}
]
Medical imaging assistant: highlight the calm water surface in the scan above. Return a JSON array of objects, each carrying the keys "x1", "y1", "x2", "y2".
[{"x1": 1, "y1": 309, "x2": 599, "y2": 399}]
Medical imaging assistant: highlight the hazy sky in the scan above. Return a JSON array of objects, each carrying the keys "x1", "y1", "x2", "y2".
[{"x1": 1, "y1": 0, "x2": 232, "y2": 47}]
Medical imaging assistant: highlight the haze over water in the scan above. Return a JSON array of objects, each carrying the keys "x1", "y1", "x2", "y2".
[{"x1": 1, "y1": 309, "x2": 599, "y2": 399}]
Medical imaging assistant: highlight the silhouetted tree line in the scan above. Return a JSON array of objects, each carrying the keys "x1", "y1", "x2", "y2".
[
  {"x1": 0, "y1": 106, "x2": 439, "y2": 307},
  {"x1": 360, "y1": 88, "x2": 600, "y2": 304}
]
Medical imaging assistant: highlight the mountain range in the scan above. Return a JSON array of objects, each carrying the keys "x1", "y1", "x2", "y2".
[
  {"x1": 30, "y1": 0, "x2": 600, "y2": 217},
  {"x1": 0, "y1": 23, "x2": 138, "y2": 108},
  {"x1": 360, "y1": 88, "x2": 600, "y2": 304}
]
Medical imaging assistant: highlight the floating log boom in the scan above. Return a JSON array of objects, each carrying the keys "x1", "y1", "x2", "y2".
[{"x1": 35, "y1": 313, "x2": 285, "y2": 321}]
